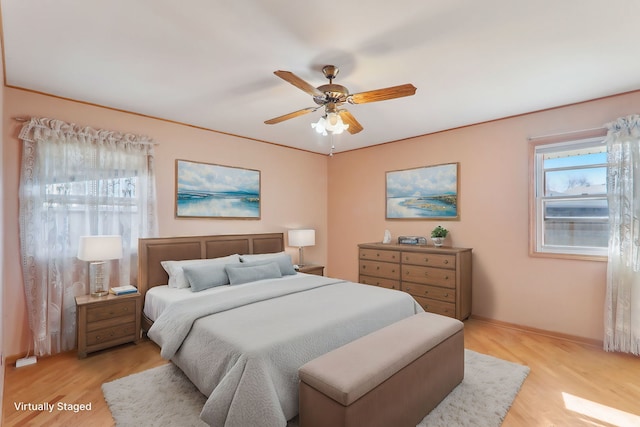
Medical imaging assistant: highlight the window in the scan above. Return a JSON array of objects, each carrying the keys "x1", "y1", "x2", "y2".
[
  {"x1": 18, "y1": 117, "x2": 158, "y2": 355},
  {"x1": 531, "y1": 136, "x2": 608, "y2": 259}
]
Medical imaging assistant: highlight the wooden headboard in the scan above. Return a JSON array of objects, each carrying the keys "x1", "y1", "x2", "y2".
[{"x1": 137, "y1": 232, "x2": 284, "y2": 330}]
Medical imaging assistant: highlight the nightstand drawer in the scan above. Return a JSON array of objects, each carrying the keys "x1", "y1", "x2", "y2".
[
  {"x1": 412, "y1": 296, "x2": 456, "y2": 318},
  {"x1": 359, "y1": 248, "x2": 400, "y2": 263},
  {"x1": 403, "y1": 282, "x2": 455, "y2": 303},
  {"x1": 86, "y1": 312, "x2": 136, "y2": 332},
  {"x1": 87, "y1": 300, "x2": 136, "y2": 322},
  {"x1": 359, "y1": 275, "x2": 400, "y2": 290},
  {"x1": 402, "y1": 252, "x2": 456, "y2": 269},
  {"x1": 402, "y1": 265, "x2": 455, "y2": 288},
  {"x1": 86, "y1": 322, "x2": 137, "y2": 346},
  {"x1": 359, "y1": 260, "x2": 400, "y2": 280}
]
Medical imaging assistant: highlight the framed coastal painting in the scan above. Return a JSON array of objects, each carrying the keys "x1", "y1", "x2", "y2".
[
  {"x1": 386, "y1": 162, "x2": 459, "y2": 220},
  {"x1": 175, "y1": 159, "x2": 261, "y2": 219}
]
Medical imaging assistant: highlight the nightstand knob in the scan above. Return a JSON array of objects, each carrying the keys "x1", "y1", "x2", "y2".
[
  {"x1": 444, "y1": 293, "x2": 449, "y2": 297},
  {"x1": 424, "y1": 258, "x2": 429, "y2": 262},
  {"x1": 445, "y1": 276, "x2": 449, "y2": 280},
  {"x1": 444, "y1": 260, "x2": 449, "y2": 264}
]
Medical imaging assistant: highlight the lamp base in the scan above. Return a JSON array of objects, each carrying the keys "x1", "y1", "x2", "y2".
[
  {"x1": 89, "y1": 261, "x2": 109, "y2": 297},
  {"x1": 298, "y1": 247, "x2": 306, "y2": 267},
  {"x1": 91, "y1": 289, "x2": 109, "y2": 297}
]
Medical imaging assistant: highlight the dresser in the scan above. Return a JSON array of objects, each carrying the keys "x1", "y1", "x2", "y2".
[
  {"x1": 358, "y1": 242, "x2": 472, "y2": 320},
  {"x1": 75, "y1": 292, "x2": 142, "y2": 358}
]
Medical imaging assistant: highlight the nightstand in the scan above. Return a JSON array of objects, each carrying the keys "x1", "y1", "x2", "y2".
[
  {"x1": 297, "y1": 264, "x2": 325, "y2": 276},
  {"x1": 75, "y1": 292, "x2": 142, "y2": 358}
]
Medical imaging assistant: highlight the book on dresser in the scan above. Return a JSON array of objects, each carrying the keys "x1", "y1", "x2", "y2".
[
  {"x1": 109, "y1": 285, "x2": 138, "y2": 296},
  {"x1": 358, "y1": 242, "x2": 472, "y2": 320}
]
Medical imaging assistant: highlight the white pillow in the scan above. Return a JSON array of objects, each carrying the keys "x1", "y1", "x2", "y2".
[{"x1": 161, "y1": 254, "x2": 241, "y2": 288}]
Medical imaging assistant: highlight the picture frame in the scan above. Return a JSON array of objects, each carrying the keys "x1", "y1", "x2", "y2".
[
  {"x1": 386, "y1": 162, "x2": 459, "y2": 220},
  {"x1": 175, "y1": 159, "x2": 261, "y2": 219}
]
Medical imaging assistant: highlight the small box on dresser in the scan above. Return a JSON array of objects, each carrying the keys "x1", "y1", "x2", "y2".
[
  {"x1": 75, "y1": 292, "x2": 142, "y2": 358},
  {"x1": 358, "y1": 242, "x2": 472, "y2": 320}
]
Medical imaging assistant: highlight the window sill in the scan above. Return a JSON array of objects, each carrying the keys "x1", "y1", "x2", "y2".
[{"x1": 529, "y1": 251, "x2": 607, "y2": 262}]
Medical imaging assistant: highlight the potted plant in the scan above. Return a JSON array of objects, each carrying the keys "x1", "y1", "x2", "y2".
[{"x1": 430, "y1": 225, "x2": 448, "y2": 247}]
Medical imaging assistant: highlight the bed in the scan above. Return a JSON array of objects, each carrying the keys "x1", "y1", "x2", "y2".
[{"x1": 138, "y1": 233, "x2": 424, "y2": 427}]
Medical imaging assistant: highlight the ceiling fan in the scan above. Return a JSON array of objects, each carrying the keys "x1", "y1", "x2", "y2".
[{"x1": 264, "y1": 65, "x2": 417, "y2": 135}]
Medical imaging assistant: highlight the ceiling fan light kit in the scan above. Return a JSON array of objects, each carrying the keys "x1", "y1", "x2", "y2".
[
  {"x1": 311, "y1": 113, "x2": 349, "y2": 136},
  {"x1": 265, "y1": 65, "x2": 416, "y2": 140}
]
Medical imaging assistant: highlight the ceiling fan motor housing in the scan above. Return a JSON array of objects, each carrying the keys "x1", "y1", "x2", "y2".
[{"x1": 314, "y1": 84, "x2": 349, "y2": 105}]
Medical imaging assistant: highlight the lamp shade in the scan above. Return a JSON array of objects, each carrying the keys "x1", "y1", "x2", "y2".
[
  {"x1": 288, "y1": 229, "x2": 315, "y2": 247},
  {"x1": 77, "y1": 235, "x2": 123, "y2": 261}
]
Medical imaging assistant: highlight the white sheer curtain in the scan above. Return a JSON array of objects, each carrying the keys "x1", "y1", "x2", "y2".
[
  {"x1": 605, "y1": 114, "x2": 640, "y2": 355},
  {"x1": 19, "y1": 118, "x2": 158, "y2": 356}
]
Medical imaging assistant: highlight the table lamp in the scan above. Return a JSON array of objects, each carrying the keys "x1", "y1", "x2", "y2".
[
  {"x1": 77, "y1": 235, "x2": 123, "y2": 296},
  {"x1": 288, "y1": 229, "x2": 315, "y2": 267}
]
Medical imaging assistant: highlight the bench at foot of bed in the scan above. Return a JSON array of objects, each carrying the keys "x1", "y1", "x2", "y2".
[{"x1": 298, "y1": 312, "x2": 464, "y2": 427}]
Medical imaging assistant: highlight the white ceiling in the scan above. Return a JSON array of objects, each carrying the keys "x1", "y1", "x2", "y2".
[{"x1": 2, "y1": 1, "x2": 640, "y2": 154}]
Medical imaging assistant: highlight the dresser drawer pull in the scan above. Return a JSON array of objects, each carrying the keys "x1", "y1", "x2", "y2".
[
  {"x1": 424, "y1": 258, "x2": 429, "y2": 262},
  {"x1": 443, "y1": 260, "x2": 449, "y2": 264},
  {"x1": 376, "y1": 266, "x2": 380, "y2": 270},
  {"x1": 444, "y1": 293, "x2": 449, "y2": 297},
  {"x1": 444, "y1": 276, "x2": 449, "y2": 280}
]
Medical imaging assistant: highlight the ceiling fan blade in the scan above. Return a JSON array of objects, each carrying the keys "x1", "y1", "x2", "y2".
[
  {"x1": 274, "y1": 71, "x2": 323, "y2": 97},
  {"x1": 339, "y1": 110, "x2": 364, "y2": 134},
  {"x1": 264, "y1": 107, "x2": 317, "y2": 125},
  {"x1": 349, "y1": 83, "x2": 417, "y2": 104}
]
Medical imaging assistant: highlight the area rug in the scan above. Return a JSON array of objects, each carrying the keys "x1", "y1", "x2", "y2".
[{"x1": 102, "y1": 349, "x2": 529, "y2": 427}]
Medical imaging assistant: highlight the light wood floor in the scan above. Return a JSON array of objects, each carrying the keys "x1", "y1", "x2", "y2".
[{"x1": 3, "y1": 318, "x2": 639, "y2": 426}]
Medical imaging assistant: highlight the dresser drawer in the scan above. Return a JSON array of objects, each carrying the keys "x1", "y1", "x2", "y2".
[
  {"x1": 87, "y1": 299, "x2": 137, "y2": 322},
  {"x1": 359, "y1": 248, "x2": 400, "y2": 263},
  {"x1": 86, "y1": 322, "x2": 137, "y2": 346},
  {"x1": 402, "y1": 252, "x2": 456, "y2": 269},
  {"x1": 360, "y1": 275, "x2": 400, "y2": 290},
  {"x1": 412, "y1": 295, "x2": 456, "y2": 318},
  {"x1": 359, "y1": 260, "x2": 400, "y2": 280},
  {"x1": 403, "y1": 282, "x2": 455, "y2": 303},
  {"x1": 402, "y1": 265, "x2": 455, "y2": 288}
]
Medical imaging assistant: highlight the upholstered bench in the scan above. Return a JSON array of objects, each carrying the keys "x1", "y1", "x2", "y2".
[{"x1": 298, "y1": 312, "x2": 464, "y2": 427}]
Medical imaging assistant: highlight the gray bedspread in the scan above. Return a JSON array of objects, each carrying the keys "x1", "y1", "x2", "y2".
[{"x1": 148, "y1": 274, "x2": 423, "y2": 427}]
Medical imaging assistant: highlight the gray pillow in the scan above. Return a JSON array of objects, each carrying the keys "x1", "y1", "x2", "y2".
[
  {"x1": 225, "y1": 261, "x2": 283, "y2": 285},
  {"x1": 183, "y1": 262, "x2": 230, "y2": 292},
  {"x1": 240, "y1": 252, "x2": 297, "y2": 275}
]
